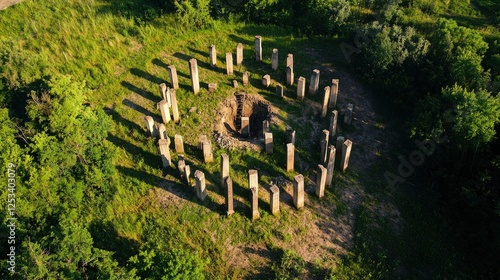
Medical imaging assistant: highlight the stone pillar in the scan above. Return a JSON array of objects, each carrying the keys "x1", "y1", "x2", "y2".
[
  {"x1": 293, "y1": 174, "x2": 304, "y2": 209},
  {"x1": 320, "y1": 139, "x2": 329, "y2": 167},
  {"x1": 329, "y1": 110, "x2": 338, "y2": 139},
  {"x1": 198, "y1": 135, "x2": 208, "y2": 149},
  {"x1": 243, "y1": 71, "x2": 250, "y2": 86},
  {"x1": 265, "y1": 132, "x2": 273, "y2": 154},
  {"x1": 157, "y1": 100, "x2": 171, "y2": 124},
  {"x1": 209, "y1": 44, "x2": 217, "y2": 67},
  {"x1": 335, "y1": 136, "x2": 345, "y2": 168},
  {"x1": 297, "y1": 76, "x2": 306, "y2": 101},
  {"x1": 178, "y1": 158, "x2": 186, "y2": 179},
  {"x1": 286, "y1": 53, "x2": 293, "y2": 68},
  {"x1": 241, "y1": 117, "x2": 250, "y2": 137},
  {"x1": 326, "y1": 145, "x2": 336, "y2": 186},
  {"x1": 202, "y1": 141, "x2": 214, "y2": 163},
  {"x1": 309, "y1": 69, "x2": 320, "y2": 95},
  {"x1": 286, "y1": 143, "x2": 294, "y2": 172},
  {"x1": 159, "y1": 83, "x2": 168, "y2": 103},
  {"x1": 248, "y1": 169, "x2": 259, "y2": 220},
  {"x1": 344, "y1": 103, "x2": 353, "y2": 125},
  {"x1": 322, "y1": 129, "x2": 330, "y2": 142},
  {"x1": 233, "y1": 80, "x2": 238, "y2": 88},
  {"x1": 286, "y1": 66, "x2": 294, "y2": 86},
  {"x1": 236, "y1": 43, "x2": 243, "y2": 65},
  {"x1": 329, "y1": 79, "x2": 339, "y2": 108},
  {"x1": 158, "y1": 123, "x2": 167, "y2": 140},
  {"x1": 262, "y1": 120, "x2": 270, "y2": 138},
  {"x1": 276, "y1": 83, "x2": 284, "y2": 97},
  {"x1": 255, "y1": 36, "x2": 262, "y2": 62},
  {"x1": 194, "y1": 170, "x2": 207, "y2": 201},
  {"x1": 322, "y1": 86, "x2": 330, "y2": 118},
  {"x1": 271, "y1": 48, "x2": 278, "y2": 71},
  {"x1": 208, "y1": 83, "x2": 217, "y2": 92},
  {"x1": 340, "y1": 139, "x2": 353, "y2": 172},
  {"x1": 168, "y1": 65, "x2": 179, "y2": 90},
  {"x1": 316, "y1": 165, "x2": 327, "y2": 198},
  {"x1": 144, "y1": 116, "x2": 156, "y2": 136},
  {"x1": 184, "y1": 165, "x2": 191, "y2": 185},
  {"x1": 262, "y1": 74, "x2": 270, "y2": 87},
  {"x1": 174, "y1": 134, "x2": 184, "y2": 154},
  {"x1": 286, "y1": 126, "x2": 296, "y2": 145},
  {"x1": 170, "y1": 88, "x2": 180, "y2": 123},
  {"x1": 221, "y1": 153, "x2": 229, "y2": 189},
  {"x1": 158, "y1": 139, "x2": 171, "y2": 169},
  {"x1": 189, "y1": 58, "x2": 200, "y2": 94},
  {"x1": 270, "y1": 185, "x2": 280, "y2": 215},
  {"x1": 225, "y1": 177, "x2": 234, "y2": 216},
  {"x1": 226, "y1": 52, "x2": 233, "y2": 75}
]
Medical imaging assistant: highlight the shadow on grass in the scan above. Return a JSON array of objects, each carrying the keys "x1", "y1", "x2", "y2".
[
  {"x1": 152, "y1": 58, "x2": 191, "y2": 79},
  {"x1": 130, "y1": 68, "x2": 165, "y2": 85},
  {"x1": 104, "y1": 107, "x2": 143, "y2": 133},
  {"x1": 122, "y1": 98, "x2": 158, "y2": 121},
  {"x1": 121, "y1": 81, "x2": 158, "y2": 102},
  {"x1": 108, "y1": 134, "x2": 160, "y2": 170}
]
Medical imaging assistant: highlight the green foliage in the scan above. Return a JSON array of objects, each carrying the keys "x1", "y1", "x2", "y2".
[
  {"x1": 271, "y1": 249, "x2": 307, "y2": 280},
  {"x1": 174, "y1": 0, "x2": 214, "y2": 29}
]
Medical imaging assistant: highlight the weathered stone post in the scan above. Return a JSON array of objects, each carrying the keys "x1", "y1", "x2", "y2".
[
  {"x1": 297, "y1": 76, "x2": 306, "y2": 101},
  {"x1": 276, "y1": 83, "x2": 284, "y2": 97},
  {"x1": 174, "y1": 134, "x2": 184, "y2": 154},
  {"x1": 255, "y1": 36, "x2": 262, "y2": 61},
  {"x1": 168, "y1": 65, "x2": 179, "y2": 90},
  {"x1": 286, "y1": 143, "x2": 295, "y2": 172},
  {"x1": 243, "y1": 71, "x2": 250, "y2": 86},
  {"x1": 309, "y1": 69, "x2": 320, "y2": 95},
  {"x1": 178, "y1": 157, "x2": 186, "y2": 179},
  {"x1": 320, "y1": 139, "x2": 329, "y2": 167},
  {"x1": 335, "y1": 136, "x2": 345, "y2": 168},
  {"x1": 287, "y1": 53, "x2": 293, "y2": 68},
  {"x1": 262, "y1": 74, "x2": 271, "y2": 87},
  {"x1": 221, "y1": 153, "x2": 229, "y2": 189},
  {"x1": 326, "y1": 145, "x2": 336, "y2": 186},
  {"x1": 329, "y1": 79, "x2": 339, "y2": 108},
  {"x1": 157, "y1": 100, "x2": 171, "y2": 124},
  {"x1": 194, "y1": 170, "x2": 207, "y2": 201},
  {"x1": 158, "y1": 123, "x2": 167, "y2": 140},
  {"x1": 158, "y1": 138, "x2": 171, "y2": 169},
  {"x1": 184, "y1": 165, "x2": 191, "y2": 185},
  {"x1": 202, "y1": 141, "x2": 214, "y2": 163},
  {"x1": 286, "y1": 126, "x2": 296, "y2": 145},
  {"x1": 293, "y1": 174, "x2": 304, "y2": 209},
  {"x1": 340, "y1": 139, "x2": 353, "y2": 172},
  {"x1": 236, "y1": 43, "x2": 243, "y2": 65},
  {"x1": 241, "y1": 117, "x2": 250, "y2": 137},
  {"x1": 170, "y1": 88, "x2": 180, "y2": 123},
  {"x1": 262, "y1": 120, "x2": 270, "y2": 138},
  {"x1": 226, "y1": 52, "x2": 233, "y2": 75},
  {"x1": 344, "y1": 103, "x2": 353, "y2": 125},
  {"x1": 159, "y1": 83, "x2": 168, "y2": 103},
  {"x1": 322, "y1": 86, "x2": 330, "y2": 118},
  {"x1": 189, "y1": 58, "x2": 200, "y2": 94},
  {"x1": 316, "y1": 165, "x2": 327, "y2": 198},
  {"x1": 270, "y1": 185, "x2": 280, "y2": 215},
  {"x1": 265, "y1": 132, "x2": 273, "y2": 154},
  {"x1": 198, "y1": 135, "x2": 208, "y2": 150},
  {"x1": 209, "y1": 44, "x2": 217, "y2": 67},
  {"x1": 249, "y1": 169, "x2": 260, "y2": 220},
  {"x1": 144, "y1": 116, "x2": 156, "y2": 136},
  {"x1": 271, "y1": 48, "x2": 278, "y2": 71},
  {"x1": 209, "y1": 83, "x2": 217, "y2": 92},
  {"x1": 233, "y1": 80, "x2": 238, "y2": 88},
  {"x1": 286, "y1": 66, "x2": 294, "y2": 86},
  {"x1": 225, "y1": 177, "x2": 234, "y2": 216},
  {"x1": 329, "y1": 110, "x2": 338, "y2": 139}
]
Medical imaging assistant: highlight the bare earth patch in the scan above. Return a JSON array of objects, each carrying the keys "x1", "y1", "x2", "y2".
[{"x1": 0, "y1": 0, "x2": 23, "y2": 10}]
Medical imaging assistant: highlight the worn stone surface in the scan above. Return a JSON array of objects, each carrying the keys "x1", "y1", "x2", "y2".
[
  {"x1": 209, "y1": 44, "x2": 217, "y2": 67},
  {"x1": 189, "y1": 58, "x2": 200, "y2": 94},
  {"x1": 309, "y1": 69, "x2": 320, "y2": 95},
  {"x1": 329, "y1": 79, "x2": 339, "y2": 108},
  {"x1": 157, "y1": 100, "x2": 171, "y2": 124},
  {"x1": 262, "y1": 74, "x2": 271, "y2": 87},
  {"x1": 236, "y1": 43, "x2": 243, "y2": 65},
  {"x1": 326, "y1": 145, "x2": 336, "y2": 186},
  {"x1": 241, "y1": 117, "x2": 250, "y2": 137},
  {"x1": 158, "y1": 123, "x2": 167, "y2": 140},
  {"x1": 335, "y1": 136, "x2": 345, "y2": 168},
  {"x1": 329, "y1": 110, "x2": 338, "y2": 139},
  {"x1": 297, "y1": 76, "x2": 306, "y2": 101},
  {"x1": 198, "y1": 135, "x2": 208, "y2": 149},
  {"x1": 178, "y1": 158, "x2": 186, "y2": 179},
  {"x1": 202, "y1": 141, "x2": 214, "y2": 163},
  {"x1": 233, "y1": 80, "x2": 238, "y2": 88},
  {"x1": 243, "y1": 71, "x2": 250, "y2": 86},
  {"x1": 265, "y1": 132, "x2": 273, "y2": 154},
  {"x1": 286, "y1": 143, "x2": 295, "y2": 172},
  {"x1": 344, "y1": 103, "x2": 353, "y2": 125},
  {"x1": 226, "y1": 52, "x2": 233, "y2": 75},
  {"x1": 316, "y1": 165, "x2": 327, "y2": 198},
  {"x1": 320, "y1": 139, "x2": 328, "y2": 167},
  {"x1": 255, "y1": 36, "x2": 262, "y2": 61},
  {"x1": 293, "y1": 174, "x2": 305, "y2": 209},
  {"x1": 271, "y1": 48, "x2": 278, "y2": 71},
  {"x1": 170, "y1": 89, "x2": 180, "y2": 123},
  {"x1": 221, "y1": 153, "x2": 229, "y2": 189},
  {"x1": 174, "y1": 134, "x2": 184, "y2": 154},
  {"x1": 286, "y1": 66, "x2": 294, "y2": 86},
  {"x1": 208, "y1": 83, "x2": 217, "y2": 92},
  {"x1": 194, "y1": 170, "x2": 207, "y2": 201},
  {"x1": 276, "y1": 83, "x2": 284, "y2": 97},
  {"x1": 158, "y1": 139, "x2": 171, "y2": 169},
  {"x1": 144, "y1": 116, "x2": 156, "y2": 136},
  {"x1": 286, "y1": 126, "x2": 296, "y2": 145},
  {"x1": 225, "y1": 177, "x2": 234, "y2": 215},
  {"x1": 249, "y1": 169, "x2": 259, "y2": 220},
  {"x1": 262, "y1": 120, "x2": 270, "y2": 138},
  {"x1": 159, "y1": 83, "x2": 168, "y2": 103},
  {"x1": 322, "y1": 86, "x2": 330, "y2": 118},
  {"x1": 286, "y1": 53, "x2": 293, "y2": 68},
  {"x1": 340, "y1": 139, "x2": 353, "y2": 172},
  {"x1": 168, "y1": 65, "x2": 179, "y2": 90},
  {"x1": 270, "y1": 185, "x2": 280, "y2": 215},
  {"x1": 184, "y1": 165, "x2": 191, "y2": 185}
]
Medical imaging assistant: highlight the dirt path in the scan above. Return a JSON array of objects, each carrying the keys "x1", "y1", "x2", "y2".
[{"x1": 0, "y1": 0, "x2": 23, "y2": 10}]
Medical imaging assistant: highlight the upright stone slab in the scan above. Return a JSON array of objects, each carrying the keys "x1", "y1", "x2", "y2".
[
  {"x1": 271, "y1": 48, "x2": 278, "y2": 71},
  {"x1": 174, "y1": 134, "x2": 184, "y2": 154},
  {"x1": 320, "y1": 139, "x2": 329, "y2": 167},
  {"x1": 309, "y1": 69, "x2": 320, "y2": 95},
  {"x1": 233, "y1": 80, "x2": 238, "y2": 88},
  {"x1": 286, "y1": 143, "x2": 295, "y2": 172},
  {"x1": 297, "y1": 76, "x2": 306, "y2": 101},
  {"x1": 340, "y1": 139, "x2": 353, "y2": 172},
  {"x1": 209, "y1": 44, "x2": 217, "y2": 67},
  {"x1": 335, "y1": 136, "x2": 345, "y2": 167},
  {"x1": 225, "y1": 52, "x2": 233, "y2": 75},
  {"x1": 168, "y1": 65, "x2": 179, "y2": 90},
  {"x1": 316, "y1": 165, "x2": 327, "y2": 198},
  {"x1": 178, "y1": 158, "x2": 186, "y2": 179},
  {"x1": 270, "y1": 185, "x2": 280, "y2": 215},
  {"x1": 202, "y1": 141, "x2": 214, "y2": 163},
  {"x1": 286, "y1": 53, "x2": 293, "y2": 68},
  {"x1": 322, "y1": 86, "x2": 330, "y2": 118},
  {"x1": 255, "y1": 36, "x2": 262, "y2": 62},
  {"x1": 262, "y1": 120, "x2": 270, "y2": 138},
  {"x1": 170, "y1": 89, "x2": 180, "y2": 123},
  {"x1": 248, "y1": 170, "x2": 260, "y2": 220},
  {"x1": 293, "y1": 174, "x2": 304, "y2": 209},
  {"x1": 286, "y1": 126, "x2": 296, "y2": 145},
  {"x1": 144, "y1": 116, "x2": 156, "y2": 136},
  {"x1": 159, "y1": 83, "x2": 168, "y2": 102},
  {"x1": 265, "y1": 132, "x2": 273, "y2": 154},
  {"x1": 344, "y1": 103, "x2": 353, "y2": 125},
  {"x1": 276, "y1": 83, "x2": 284, "y2": 97},
  {"x1": 225, "y1": 177, "x2": 234, "y2": 216},
  {"x1": 184, "y1": 165, "x2": 191, "y2": 185},
  {"x1": 158, "y1": 139, "x2": 171, "y2": 169},
  {"x1": 198, "y1": 135, "x2": 208, "y2": 149},
  {"x1": 329, "y1": 79, "x2": 339, "y2": 108},
  {"x1": 241, "y1": 117, "x2": 250, "y2": 137},
  {"x1": 326, "y1": 145, "x2": 336, "y2": 186},
  {"x1": 329, "y1": 110, "x2": 338, "y2": 139},
  {"x1": 221, "y1": 153, "x2": 229, "y2": 189},
  {"x1": 194, "y1": 170, "x2": 207, "y2": 201},
  {"x1": 158, "y1": 123, "x2": 167, "y2": 140},
  {"x1": 189, "y1": 58, "x2": 200, "y2": 94},
  {"x1": 208, "y1": 83, "x2": 217, "y2": 92},
  {"x1": 157, "y1": 100, "x2": 171, "y2": 124},
  {"x1": 236, "y1": 43, "x2": 243, "y2": 65},
  {"x1": 242, "y1": 71, "x2": 250, "y2": 86},
  {"x1": 286, "y1": 66, "x2": 294, "y2": 86},
  {"x1": 322, "y1": 129, "x2": 330, "y2": 142},
  {"x1": 262, "y1": 74, "x2": 271, "y2": 87}
]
